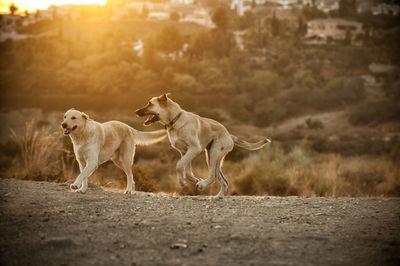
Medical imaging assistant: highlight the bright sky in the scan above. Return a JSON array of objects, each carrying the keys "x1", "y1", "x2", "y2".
[{"x1": 0, "y1": 0, "x2": 107, "y2": 13}]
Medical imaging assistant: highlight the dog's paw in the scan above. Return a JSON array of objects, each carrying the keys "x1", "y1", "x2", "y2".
[
  {"x1": 70, "y1": 183, "x2": 79, "y2": 190},
  {"x1": 196, "y1": 180, "x2": 207, "y2": 190},
  {"x1": 179, "y1": 179, "x2": 186, "y2": 187},
  {"x1": 212, "y1": 194, "x2": 224, "y2": 200},
  {"x1": 75, "y1": 188, "x2": 87, "y2": 194},
  {"x1": 124, "y1": 190, "x2": 133, "y2": 195}
]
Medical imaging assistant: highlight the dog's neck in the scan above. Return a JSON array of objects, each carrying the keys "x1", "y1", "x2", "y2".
[
  {"x1": 69, "y1": 121, "x2": 91, "y2": 144},
  {"x1": 161, "y1": 101, "x2": 183, "y2": 127}
]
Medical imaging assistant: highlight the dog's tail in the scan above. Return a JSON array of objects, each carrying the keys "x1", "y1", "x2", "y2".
[
  {"x1": 132, "y1": 129, "x2": 167, "y2": 145},
  {"x1": 231, "y1": 135, "x2": 271, "y2": 150}
]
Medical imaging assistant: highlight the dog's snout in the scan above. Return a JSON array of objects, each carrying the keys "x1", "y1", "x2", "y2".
[
  {"x1": 135, "y1": 108, "x2": 144, "y2": 116},
  {"x1": 62, "y1": 123, "x2": 67, "y2": 128}
]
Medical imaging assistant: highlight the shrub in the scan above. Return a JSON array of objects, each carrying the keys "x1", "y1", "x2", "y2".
[
  {"x1": 349, "y1": 99, "x2": 400, "y2": 125},
  {"x1": 172, "y1": 73, "x2": 197, "y2": 92},
  {"x1": 305, "y1": 118, "x2": 324, "y2": 129},
  {"x1": 232, "y1": 145, "x2": 400, "y2": 196},
  {"x1": 323, "y1": 76, "x2": 365, "y2": 108},
  {"x1": 10, "y1": 121, "x2": 62, "y2": 180},
  {"x1": 252, "y1": 70, "x2": 283, "y2": 97}
]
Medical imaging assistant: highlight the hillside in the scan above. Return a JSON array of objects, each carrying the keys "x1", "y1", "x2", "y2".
[{"x1": 0, "y1": 178, "x2": 399, "y2": 265}]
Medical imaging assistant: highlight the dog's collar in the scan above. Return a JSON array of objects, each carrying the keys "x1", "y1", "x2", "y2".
[{"x1": 165, "y1": 112, "x2": 182, "y2": 129}]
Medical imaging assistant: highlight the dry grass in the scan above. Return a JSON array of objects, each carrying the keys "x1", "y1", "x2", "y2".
[
  {"x1": 232, "y1": 144, "x2": 400, "y2": 197},
  {"x1": 10, "y1": 121, "x2": 63, "y2": 180},
  {"x1": 4, "y1": 121, "x2": 400, "y2": 197}
]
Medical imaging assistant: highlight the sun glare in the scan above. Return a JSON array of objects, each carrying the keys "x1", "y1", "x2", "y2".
[{"x1": 0, "y1": 0, "x2": 107, "y2": 13}]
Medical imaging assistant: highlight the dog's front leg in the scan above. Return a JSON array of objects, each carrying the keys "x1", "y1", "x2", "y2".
[
  {"x1": 70, "y1": 158, "x2": 98, "y2": 192},
  {"x1": 186, "y1": 163, "x2": 201, "y2": 184},
  {"x1": 75, "y1": 159, "x2": 88, "y2": 193},
  {"x1": 176, "y1": 146, "x2": 202, "y2": 187}
]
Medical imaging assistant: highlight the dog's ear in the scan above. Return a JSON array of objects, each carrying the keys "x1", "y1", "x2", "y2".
[
  {"x1": 159, "y1": 93, "x2": 169, "y2": 102},
  {"x1": 82, "y1": 112, "x2": 90, "y2": 120}
]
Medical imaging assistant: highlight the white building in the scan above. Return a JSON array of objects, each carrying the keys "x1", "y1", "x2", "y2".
[
  {"x1": 180, "y1": 8, "x2": 213, "y2": 27},
  {"x1": 306, "y1": 18, "x2": 364, "y2": 44},
  {"x1": 371, "y1": 3, "x2": 400, "y2": 16},
  {"x1": 171, "y1": 0, "x2": 195, "y2": 4},
  {"x1": 231, "y1": 0, "x2": 251, "y2": 16},
  {"x1": 148, "y1": 11, "x2": 170, "y2": 20}
]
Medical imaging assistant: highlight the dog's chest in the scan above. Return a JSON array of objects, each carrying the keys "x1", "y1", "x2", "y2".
[{"x1": 168, "y1": 132, "x2": 187, "y2": 152}]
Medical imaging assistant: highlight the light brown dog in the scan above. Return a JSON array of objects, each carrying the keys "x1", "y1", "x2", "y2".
[
  {"x1": 136, "y1": 94, "x2": 271, "y2": 198},
  {"x1": 61, "y1": 109, "x2": 166, "y2": 194}
]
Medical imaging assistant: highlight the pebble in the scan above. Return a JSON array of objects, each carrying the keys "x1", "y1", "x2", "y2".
[{"x1": 170, "y1": 243, "x2": 187, "y2": 249}]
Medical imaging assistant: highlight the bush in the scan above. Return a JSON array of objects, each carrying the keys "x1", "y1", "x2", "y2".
[
  {"x1": 305, "y1": 118, "x2": 324, "y2": 129},
  {"x1": 10, "y1": 121, "x2": 62, "y2": 180},
  {"x1": 349, "y1": 99, "x2": 400, "y2": 125},
  {"x1": 252, "y1": 70, "x2": 283, "y2": 96},
  {"x1": 172, "y1": 73, "x2": 197, "y2": 92},
  {"x1": 322, "y1": 76, "x2": 365, "y2": 108},
  {"x1": 232, "y1": 145, "x2": 400, "y2": 196}
]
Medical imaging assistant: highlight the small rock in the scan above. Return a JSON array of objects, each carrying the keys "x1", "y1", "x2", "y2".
[{"x1": 170, "y1": 243, "x2": 187, "y2": 249}]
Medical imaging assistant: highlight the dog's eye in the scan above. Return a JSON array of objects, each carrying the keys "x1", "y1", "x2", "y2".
[
  {"x1": 64, "y1": 116, "x2": 66, "y2": 119},
  {"x1": 71, "y1": 116, "x2": 76, "y2": 120},
  {"x1": 148, "y1": 102, "x2": 153, "y2": 106}
]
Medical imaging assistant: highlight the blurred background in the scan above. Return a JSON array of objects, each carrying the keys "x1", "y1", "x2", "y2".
[{"x1": 0, "y1": 0, "x2": 399, "y2": 196}]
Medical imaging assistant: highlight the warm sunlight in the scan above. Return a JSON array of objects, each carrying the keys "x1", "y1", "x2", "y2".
[{"x1": 0, "y1": 0, "x2": 107, "y2": 13}]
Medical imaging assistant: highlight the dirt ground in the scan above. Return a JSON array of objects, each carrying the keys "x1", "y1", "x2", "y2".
[{"x1": 0, "y1": 178, "x2": 399, "y2": 266}]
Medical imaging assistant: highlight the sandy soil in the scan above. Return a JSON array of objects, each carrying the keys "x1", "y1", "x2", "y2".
[{"x1": 0, "y1": 178, "x2": 399, "y2": 266}]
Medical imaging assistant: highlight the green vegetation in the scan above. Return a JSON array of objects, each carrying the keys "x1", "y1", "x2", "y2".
[{"x1": 0, "y1": 4, "x2": 399, "y2": 196}]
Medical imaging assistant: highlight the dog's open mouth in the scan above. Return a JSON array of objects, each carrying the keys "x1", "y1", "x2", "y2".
[
  {"x1": 63, "y1": 125, "x2": 77, "y2": 135},
  {"x1": 144, "y1": 114, "x2": 160, "y2": 126}
]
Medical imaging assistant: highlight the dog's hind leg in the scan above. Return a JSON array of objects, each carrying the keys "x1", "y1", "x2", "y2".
[
  {"x1": 215, "y1": 156, "x2": 229, "y2": 199},
  {"x1": 113, "y1": 140, "x2": 135, "y2": 194},
  {"x1": 196, "y1": 143, "x2": 220, "y2": 190}
]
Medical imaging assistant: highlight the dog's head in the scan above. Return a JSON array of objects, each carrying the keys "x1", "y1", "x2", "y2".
[
  {"x1": 61, "y1": 108, "x2": 90, "y2": 136},
  {"x1": 135, "y1": 93, "x2": 170, "y2": 126}
]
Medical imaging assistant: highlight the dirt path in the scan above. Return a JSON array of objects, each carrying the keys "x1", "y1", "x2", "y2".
[{"x1": 0, "y1": 178, "x2": 399, "y2": 266}]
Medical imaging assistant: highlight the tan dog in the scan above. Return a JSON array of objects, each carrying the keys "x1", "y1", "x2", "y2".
[
  {"x1": 61, "y1": 109, "x2": 166, "y2": 194},
  {"x1": 135, "y1": 94, "x2": 271, "y2": 198}
]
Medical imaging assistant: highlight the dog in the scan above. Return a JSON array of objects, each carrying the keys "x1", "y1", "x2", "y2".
[
  {"x1": 61, "y1": 108, "x2": 166, "y2": 194},
  {"x1": 135, "y1": 94, "x2": 271, "y2": 198}
]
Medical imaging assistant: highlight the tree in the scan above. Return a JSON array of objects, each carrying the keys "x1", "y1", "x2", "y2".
[
  {"x1": 301, "y1": 4, "x2": 327, "y2": 20},
  {"x1": 344, "y1": 28, "x2": 352, "y2": 45},
  {"x1": 140, "y1": 4, "x2": 149, "y2": 19},
  {"x1": 297, "y1": 15, "x2": 307, "y2": 36},
  {"x1": 155, "y1": 25, "x2": 184, "y2": 56},
  {"x1": 35, "y1": 9, "x2": 40, "y2": 19},
  {"x1": 339, "y1": 0, "x2": 357, "y2": 18},
  {"x1": 209, "y1": 30, "x2": 236, "y2": 58},
  {"x1": 212, "y1": 6, "x2": 230, "y2": 31},
  {"x1": 170, "y1": 11, "x2": 180, "y2": 22},
  {"x1": 9, "y1": 3, "x2": 18, "y2": 15},
  {"x1": 190, "y1": 30, "x2": 212, "y2": 59},
  {"x1": 52, "y1": 6, "x2": 58, "y2": 20},
  {"x1": 271, "y1": 12, "x2": 280, "y2": 37},
  {"x1": 238, "y1": 10, "x2": 255, "y2": 30}
]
